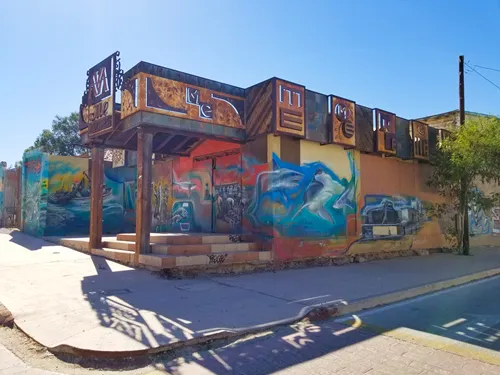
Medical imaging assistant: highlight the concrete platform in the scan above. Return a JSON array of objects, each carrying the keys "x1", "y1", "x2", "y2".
[{"x1": 47, "y1": 232, "x2": 268, "y2": 271}]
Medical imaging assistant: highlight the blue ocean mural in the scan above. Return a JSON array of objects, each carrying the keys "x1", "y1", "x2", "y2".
[
  {"x1": 245, "y1": 152, "x2": 358, "y2": 238},
  {"x1": 21, "y1": 153, "x2": 136, "y2": 237}
]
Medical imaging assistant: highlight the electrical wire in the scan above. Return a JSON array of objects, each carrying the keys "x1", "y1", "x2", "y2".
[
  {"x1": 464, "y1": 62, "x2": 500, "y2": 91},
  {"x1": 474, "y1": 65, "x2": 500, "y2": 73}
]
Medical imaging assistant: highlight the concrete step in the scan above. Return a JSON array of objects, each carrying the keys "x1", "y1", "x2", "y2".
[
  {"x1": 140, "y1": 250, "x2": 272, "y2": 269},
  {"x1": 116, "y1": 232, "x2": 244, "y2": 245},
  {"x1": 90, "y1": 248, "x2": 135, "y2": 265},
  {"x1": 103, "y1": 240, "x2": 136, "y2": 251},
  {"x1": 152, "y1": 242, "x2": 259, "y2": 256}
]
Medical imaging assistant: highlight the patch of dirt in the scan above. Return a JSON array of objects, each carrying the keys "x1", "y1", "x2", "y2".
[{"x1": 0, "y1": 325, "x2": 157, "y2": 374}]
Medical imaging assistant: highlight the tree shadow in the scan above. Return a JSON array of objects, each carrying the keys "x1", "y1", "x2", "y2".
[{"x1": 79, "y1": 254, "x2": 500, "y2": 374}]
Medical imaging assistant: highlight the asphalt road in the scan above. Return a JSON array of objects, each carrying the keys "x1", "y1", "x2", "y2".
[{"x1": 344, "y1": 274, "x2": 500, "y2": 352}]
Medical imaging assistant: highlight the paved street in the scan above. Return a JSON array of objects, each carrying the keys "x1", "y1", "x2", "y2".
[
  {"x1": 340, "y1": 274, "x2": 500, "y2": 353},
  {"x1": 2, "y1": 277, "x2": 500, "y2": 374}
]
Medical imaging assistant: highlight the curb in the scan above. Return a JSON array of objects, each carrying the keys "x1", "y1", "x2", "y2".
[{"x1": 36, "y1": 266, "x2": 500, "y2": 360}]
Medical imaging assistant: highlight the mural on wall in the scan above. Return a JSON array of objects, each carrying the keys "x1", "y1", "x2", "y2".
[
  {"x1": 214, "y1": 152, "x2": 242, "y2": 233},
  {"x1": 44, "y1": 156, "x2": 136, "y2": 236},
  {"x1": 22, "y1": 151, "x2": 48, "y2": 237},
  {"x1": 171, "y1": 158, "x2": 213, "y2": 233},
  {"x1": 152, "y1": 160, "x2": 172, "y2": 232},
  {"x1": 360, "y1": 195, "x2": 428, "y2": 241},
  {"x1": 245, "y1": 151, "x2": 359, "y2": 239}
]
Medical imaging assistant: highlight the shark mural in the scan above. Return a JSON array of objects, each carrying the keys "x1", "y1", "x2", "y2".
[{"x1": 245, "y1": 152, "x2": 359, "y2": 238}]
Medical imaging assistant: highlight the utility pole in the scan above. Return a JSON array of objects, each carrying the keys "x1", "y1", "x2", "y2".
[{"x1": 459, "y1": 55, "x2": 470, "y2": 255}]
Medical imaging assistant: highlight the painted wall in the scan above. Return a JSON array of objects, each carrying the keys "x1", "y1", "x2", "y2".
[
  {"x1": 151, "y1": 139, "x2": 243, "y2": 234},
  {"x1": 239, "y1": 139, "x2": 454, "y2": 261},
  {"x1": 0, "y1": 165, "x2": 4, "y2": 225},
  {"x1": 244, "y1": 140, "x2": 360, "y2": 260},
  {"x1": 467, "y1": 182, "x2": 500, "y2": 247},
  {"x1": 22, "y1": 151, "x2": 48, "y2": 237},
  {"x1": 22, "y1": 153, "x2": 136, "y2": 237},
  {"x1": 1, "y1": 168, "x2": 21, "y2": 227}
]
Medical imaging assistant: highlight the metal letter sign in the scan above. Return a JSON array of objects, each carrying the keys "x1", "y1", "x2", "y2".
[
  {"x1": 411, "y1": 120, "x2": 429, "y2": 160},
  {"x1": 331, "y1": 96, "x2": 356, "y2": 147},
  {"x1": 375, "y1": 109, "x2": 397, "y2": 155},
  {"x1": 79, "y1": 51, "x2": 123, "y2": 138},
  {"x1": 275, "y1": 79, "x2": 305, "y2": 137}
]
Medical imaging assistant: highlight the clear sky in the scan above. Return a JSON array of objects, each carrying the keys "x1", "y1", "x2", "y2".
[{"x1": 1, "y1": 0, "x2": 500, "y2": 166}]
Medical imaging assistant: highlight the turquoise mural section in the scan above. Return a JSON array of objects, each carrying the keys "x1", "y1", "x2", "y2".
[
  {"x1": 245, "y1": 152, "x2": 358, "y2": 238},
  {"x1": 22, "y1": 151, "x2": 49, "y2": 237}
]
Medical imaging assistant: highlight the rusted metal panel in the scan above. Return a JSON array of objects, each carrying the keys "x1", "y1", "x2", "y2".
[
  {"x1": 144, "y1": 74, "x2": 245, "y2": 129},
  {"x1": 355, "y1": 104, "x2": 374, "y2": 153},
  {"x1": 274, "y1": 79, "x2": 305, "y2": 138},
  {"x1": 79, "y1": 52, "x2": 124, "y2": 139},
  {"x1": 375, "y1": 109, "x2": 397, "y2": 155},
  {"x1": 411, "y1": 120, "x2": 430, "y2": 160},
  {"x1": 305, "y1": 90, "x2": 328, "y2": 144},
  {"x1": 396, "y1": 117, "x2": 411, "y2": 159},
  {"x1": 245, "y1": 80, "x2": 273, "y2": 138},
  {"x1": 331, "y1": 96, "x2": 356, "y2": 148}
]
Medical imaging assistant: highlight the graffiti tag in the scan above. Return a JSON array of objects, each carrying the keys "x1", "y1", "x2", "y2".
[
  {"x1": 208, "y1": 254, "x2": 228, "y2": 264},
  {"x1": 24, "y1": 159, "x2": 41, "y2": 174}
]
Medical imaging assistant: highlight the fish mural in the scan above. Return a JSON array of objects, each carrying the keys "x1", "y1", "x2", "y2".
[{"x1": 245, "y1": 152, "x2": 359, "y2": 238}]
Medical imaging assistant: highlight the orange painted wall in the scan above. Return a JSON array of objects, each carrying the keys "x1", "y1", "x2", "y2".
[{"x1": 349, "y1": 153, "x2": 448, "y2": 255}]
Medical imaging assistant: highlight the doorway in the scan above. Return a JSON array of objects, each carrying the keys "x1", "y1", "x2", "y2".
[{"x1": 194, "y1": 149, "x2": 242, "y2": 233}]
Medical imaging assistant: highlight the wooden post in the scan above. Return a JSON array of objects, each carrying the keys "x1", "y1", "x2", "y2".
[
  {"x1": 459, "y1": 55, "x2": 470, "y2": 255},
  {"x1": 89, "y1": 146, "x2": 104, "y2": 251},
  {"x1": 135, "y1": 129, "x2": 153, "y2": 264}
]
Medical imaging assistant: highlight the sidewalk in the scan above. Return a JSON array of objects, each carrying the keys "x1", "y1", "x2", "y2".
[{"x1": 1, "y1": 229, "x2": 500, "y2": 356}]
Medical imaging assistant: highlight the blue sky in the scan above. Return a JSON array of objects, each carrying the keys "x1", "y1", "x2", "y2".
[{"x1": 1, "y1": 0, "x2": 500, "y2": 166}]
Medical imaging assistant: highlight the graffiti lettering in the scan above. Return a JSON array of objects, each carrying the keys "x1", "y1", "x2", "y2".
[
  {"x1": 24, "y1": 159, "x2": 41, "y2": 174},
  {"x1": 208, "y1": 254, "x2": 228, "y2": 264}
]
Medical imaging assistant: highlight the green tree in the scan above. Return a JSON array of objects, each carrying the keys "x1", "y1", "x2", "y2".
[
  {"x1": 25, "y1": 112, "x2": 85, "y2": 156},
  {"x1": 428, "y1": 116, "x2": 500, "y2": 255}
]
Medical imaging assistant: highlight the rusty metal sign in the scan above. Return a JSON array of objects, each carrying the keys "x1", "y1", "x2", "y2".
[{"x1": 79, "y1": 51, "x2": 123, "y2": 138}]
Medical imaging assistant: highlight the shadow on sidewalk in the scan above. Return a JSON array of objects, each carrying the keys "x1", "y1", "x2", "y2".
[
  {"x1": 79, "y1": 252, "x2": 500, "y2": 373},
  {"x1": 3, "y1": 230, "x2": 57, "y2": 251}
]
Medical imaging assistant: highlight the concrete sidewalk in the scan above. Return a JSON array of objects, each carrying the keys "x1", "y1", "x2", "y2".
[{"x1": 1, "y1": 229, "x2": 500, "y2": 357}]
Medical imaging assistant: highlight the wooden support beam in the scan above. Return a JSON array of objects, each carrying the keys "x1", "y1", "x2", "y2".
[
  {"x1": 89, "y1": 146, "x2": 104, "y2": 251},
  {"x1": 135, "y1": 129, "x2": 153, "y2": 264},
  {"x1": 172, "y1": 136, "x2": 193, "y2": 153},
  {"x1": 156, "y1": 134, "x2": 175, "y2": 152}
]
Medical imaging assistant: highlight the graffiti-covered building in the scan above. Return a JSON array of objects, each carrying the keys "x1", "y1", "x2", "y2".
[{"x1": 16, "y1": 52, "x2": 498, "y2": 271}]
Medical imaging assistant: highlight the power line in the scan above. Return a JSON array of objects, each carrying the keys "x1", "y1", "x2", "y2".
[
  {"x1": 464, "y1": 62, "x2": 500, "y2": 91},
  {"x1": 474, "y1": 65, "x2": 500, "y2": 73}
]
